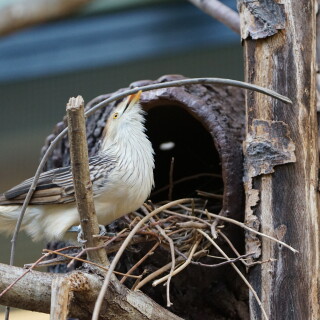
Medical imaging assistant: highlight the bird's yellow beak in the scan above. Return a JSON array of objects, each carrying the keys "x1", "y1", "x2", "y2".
[{"x1": 128, "y1": 90, "x2": 142, "y2": 105}]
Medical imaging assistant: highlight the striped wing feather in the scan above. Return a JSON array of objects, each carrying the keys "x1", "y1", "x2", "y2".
[{"x1": 0, "y1": 155, "x2": 115, "y2": 205}]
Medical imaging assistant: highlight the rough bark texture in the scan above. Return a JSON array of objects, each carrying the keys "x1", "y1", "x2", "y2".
[
  {"x1": 0, "y1": 263, "x2": 182, "y2": 320},
  {"x1": 66, "y1": 96, "x2": 108, "y2": 265},
  {"x1": 51, "y1": 276, "x2": 72, "y2": 320},
  {"x1": 238, "y1": 1, "x2": 319, "y2": 319}
]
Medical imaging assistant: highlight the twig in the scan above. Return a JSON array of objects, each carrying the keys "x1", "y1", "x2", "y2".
[
  {"x1": 173, "y1": 246, "x2": 253, "y2": 268},
  {"x1": 179, "y1": 205, "x2": 298, "y2": 253},
  {"x1": 218, "y1": 230, "x2": 276, "y2": 267},
  {"x1": 198, "y1": 229, "x2": 269, "y2": 320},
  {"x1": 218, "y1": 230, "x2": 249, "y2": 266},
  {"x1": 176, "y1": 221, "x2": 207, "y2": 229},
  {"x1": 142, "y1": 205, "x2": 176, "y2": 307},
  {"x1": 9, "y1": 77, "x2": 291, "y2": 272},
  {"x1": 196, "y1": 190, "x2": 223, "y2": 199},
  {"x1": 188, "y1": 0, "x2": 240, "y2": 34},
  {"x1": 66, "y1": 96, "x2": 108, "y2": 265},
  {"x1": 163, "y1": 209, "x2": 212, "y2": 228},
  {"x1": 191, "y1": 252, "x2": 253, "y2": 268},
  {"x1": 43, "y1": 249, "x2": 139, "y2": 279},
  {"x1": 168, "y1": 157, "x2": 175, "y2": 201},
  {"x1": 153, "y1": 239, "x2": 201, "y2": 287},
  {"x1": 120, "y1": 241, "x2": 160, "y2": 284},
  {"x1": 151, "y1": 173, "x2": 221, "y2": 197},
  {"x1": 0, "y1": 253, "x2": 50, "y2": 299},
  {"x1": 134, "y1": 250, "x2": 207, "y2": 291},
  {"x1": 91, "y1": 198, "x2": 193, "y2": 320},
  {"x1": 0, "y1": 0, "x2": 95, "y2": 36}
]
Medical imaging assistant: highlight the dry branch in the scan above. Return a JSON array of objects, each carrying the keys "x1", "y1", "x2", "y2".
[
  {"x1": 0, "y1": 263, "x2": 182, "y2": 320},
  {"x1": 0, "y1": 0, "x2": 93, "y2": 36},
  {"x1": 188, "y1": 0, "x2": 240, "y2": 34},
  {"x1": 66, "y1": 96, "x2": 107, "y2": 265}
]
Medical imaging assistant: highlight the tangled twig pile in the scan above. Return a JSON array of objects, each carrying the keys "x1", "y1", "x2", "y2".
[{"x1": 25, "y1": 185, "x2": 295, "y2": 319}]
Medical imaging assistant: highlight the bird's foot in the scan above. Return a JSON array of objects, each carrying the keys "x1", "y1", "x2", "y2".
[
  {"x1": 67, "y1": 224, "x2": 107, "y2": 243},
  {"x1": 97, "y1": 224, "x2": 107, "y2": 237}
]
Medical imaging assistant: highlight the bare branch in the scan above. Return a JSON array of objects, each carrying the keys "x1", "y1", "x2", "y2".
[
  {"x1": 0, "y1": 0, "x2": 94, "y2": 36},
  {"x1": 66, "y1": 96, "x2": 108, "y2": 265},
  {"x1": 0, "y1": 263, "x2": 182, "y2": 320},
  {"x1": 188, "y1": 0, "x2": 240, "y2": 34}
]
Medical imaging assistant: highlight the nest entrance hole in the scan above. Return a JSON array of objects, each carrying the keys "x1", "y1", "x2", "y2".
[{"x1": 145, "y1": 104, "x2": 223, "y2": 206}]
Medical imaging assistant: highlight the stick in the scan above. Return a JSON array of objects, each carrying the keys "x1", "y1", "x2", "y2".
[
  {"x1": 179, "y1": 205, "x2": 298, "y2": 253},
  {"x1": 134, "y1": 250, "x2": 207, "y2": 291},
  {"x1": 188, "y1": 0, "x2": 240, "y2": 34},
  {"x1": 43, "y1": 249, "x2": 139, "y2": 279},
  {"x1": 66, "y1": 96, "x2": 108, "y2": 265},
  {"x1": 153, "y1": 239, "x2": 200, "y2": 286},
  {"x1": 91, "y1": 198, "x2": 193, "y2": 320},
  {"x1": 151, "y1": 172, "x2": 221, "y2": 197},
  {"x1": 197, "y1": 229, "x2": 269, "y2": 320},
  {"x1": 141, "y1": 206, "x2": 175, "y2": 307},
  {"x1": 168, "y1": 157, "x2": 175, "y2": 201},
  {"x1": 120, "y1": 241, "x2": 160, "y2": 284},
  {"x1": 50, "y1": 277, "x2": 71, "y2": 320}
]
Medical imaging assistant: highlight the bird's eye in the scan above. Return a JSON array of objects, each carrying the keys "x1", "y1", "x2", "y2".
[{"x1": 113, "y1": 112, "x2": 119, "y2": 119}]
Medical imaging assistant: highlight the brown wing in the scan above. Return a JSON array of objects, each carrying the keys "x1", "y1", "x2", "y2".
[
  {"x1": 0, "y1": 155, "x2": 116, "y2": 205},
  {"x1": 0, "y1": 166, "x2": 75, "y2": 205}
]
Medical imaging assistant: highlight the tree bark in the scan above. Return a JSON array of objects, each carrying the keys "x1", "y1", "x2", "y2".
[
  {"x1": 238, "y1": 1, "x2": 319, "y2": 319},
  {"x1": 0, "y1": 263, "x2": 182, "y2": 320},
  {"x1": 66, "y1": 96, "x2": 108, "y2": 265},
  {"x1": 50, "y1": 277, "x2": 72, "y2": 320}
]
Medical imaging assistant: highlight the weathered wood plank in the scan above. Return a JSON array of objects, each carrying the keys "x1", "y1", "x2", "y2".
[{"x1": 238, "y1": 1, "x2": 319, "y2": 319}]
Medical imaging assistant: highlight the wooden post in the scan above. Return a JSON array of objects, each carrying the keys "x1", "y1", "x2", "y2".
[{"x1": 238, "y1": 1, "x2": 319, "y2": 319}]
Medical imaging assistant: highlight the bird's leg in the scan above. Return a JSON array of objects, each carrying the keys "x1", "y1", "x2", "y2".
[
  {"x1": 97, "y1": 224, "x2": 107, "y2": 237},
  {"x1": 67, "y1": 224, "x2": 107, "y2": 243}
]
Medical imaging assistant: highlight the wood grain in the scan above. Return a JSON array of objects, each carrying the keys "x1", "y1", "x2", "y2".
[{"x1": 239, "y1": 0, "x2": 319, "y2": 319}]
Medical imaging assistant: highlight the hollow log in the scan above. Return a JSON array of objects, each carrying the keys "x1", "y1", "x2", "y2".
[
  {"x1": 42, "y1": 75, "x2": 248, "y2": 319},
  {"x1": 238, "y1": 1, "x2": 319, "y2": 319}
]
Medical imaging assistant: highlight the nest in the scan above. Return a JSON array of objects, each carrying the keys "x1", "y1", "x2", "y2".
[{"x1": 41, "y1": 75, "x2": 250, "y2": 319}]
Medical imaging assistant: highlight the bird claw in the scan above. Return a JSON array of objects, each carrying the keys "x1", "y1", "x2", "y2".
[
  {"x1": 67, "y1": 224, "x2": 106, "y2": 243},
  {"x1": 98, "y1": 224, "x2": 107, "y2": 237},
  {"x1": 76, "y1": 225, "x2": 87, "y2": 244}
]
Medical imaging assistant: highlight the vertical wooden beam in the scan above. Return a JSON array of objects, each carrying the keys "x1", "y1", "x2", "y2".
[{"x1": 238, "y1": 1, "x2": 319, "y2": 319}]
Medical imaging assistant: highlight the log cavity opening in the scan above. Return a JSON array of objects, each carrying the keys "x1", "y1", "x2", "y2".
[{"x1": 145, "y1": 104, "x2": 223, "y2": 206}]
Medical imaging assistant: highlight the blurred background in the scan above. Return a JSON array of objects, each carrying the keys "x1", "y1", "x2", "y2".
[{"x1": 0, "y1": 0, "x2": 242, "y2": 318}]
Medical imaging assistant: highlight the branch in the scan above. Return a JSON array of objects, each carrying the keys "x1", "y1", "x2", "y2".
[
  {"x1": 0, "y1": 263, "x2": 182, "y2": 320},
  {"x1": 66, "y1": 96, "x2": 107, "y2": 265},
  {"x1": 0, "y1": 0, "x2": 94, "y2": 36},
  {"x1": 51, "y1": 277, "x2": 72, "y2": 320},
  {"x1": 188, "y1": 0, "x2": 240, "y2": 34}
]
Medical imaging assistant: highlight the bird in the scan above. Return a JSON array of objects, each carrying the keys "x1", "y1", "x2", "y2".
[{"x1": 0, "y1": 90, "x2": 154, "y2": 242}]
